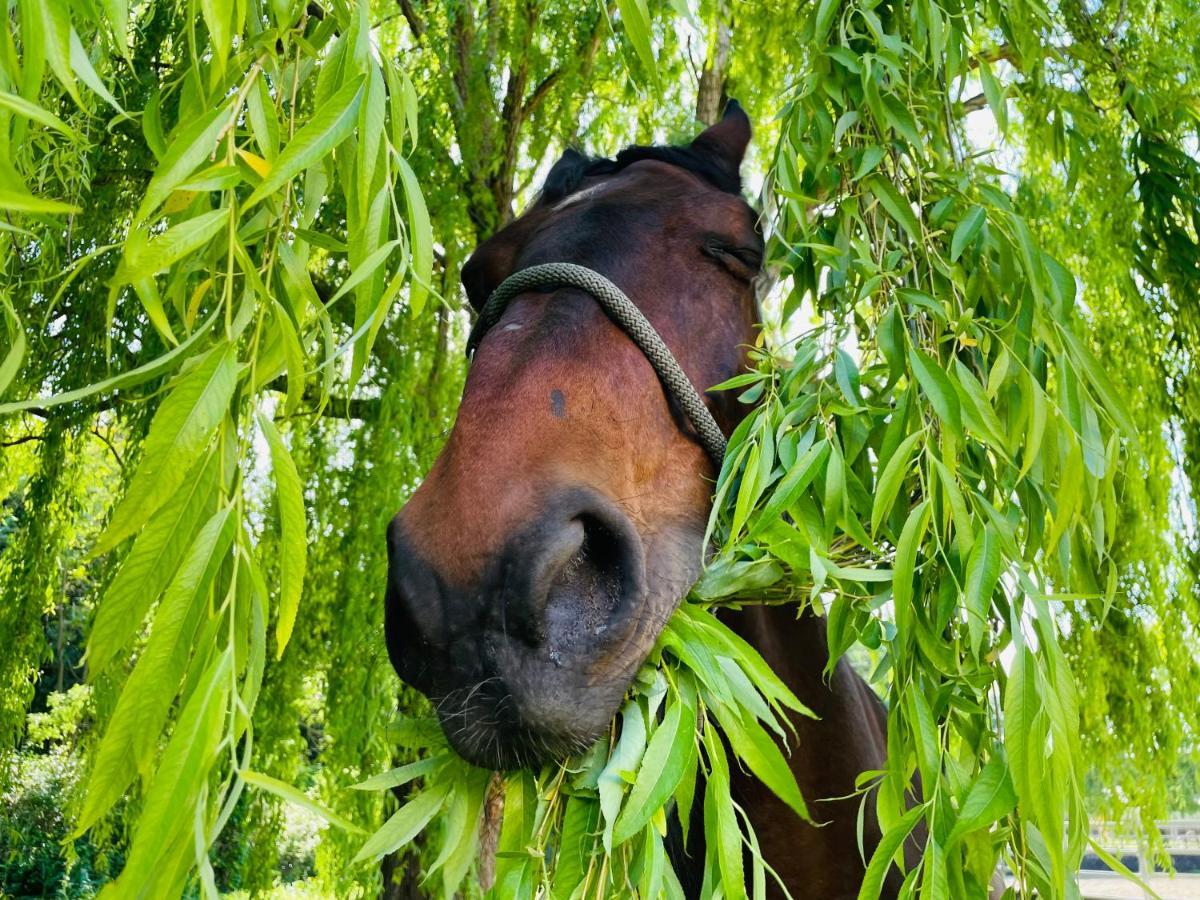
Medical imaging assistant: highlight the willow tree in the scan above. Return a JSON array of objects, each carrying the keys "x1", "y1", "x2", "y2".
[{"x1": 0, "y1": 0, "x2": 1197, "y2": 897}]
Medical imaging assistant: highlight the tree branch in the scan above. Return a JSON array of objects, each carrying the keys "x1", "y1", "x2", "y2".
[
  {"x1": 969, "y1": 44, "x2": 1018, "y2": 70},
  {"x1": 264, "y1": 377, "x2": 380, "y2": 420},
  {"x1": 524, "y1": 69, "x2": 562, "y2": 116},
  {"x1": 0, "y1": 434, "x2": 45, "y2": 449},
  {"x1": 960, "y1": 93, "x2": 989, "y2": 113},
  {"x1": 396, "y1": 0, "x2": 425, "y2": 39}
]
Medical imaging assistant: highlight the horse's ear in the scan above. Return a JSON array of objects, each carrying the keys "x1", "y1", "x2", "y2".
[
  {"x1": 690, "y1": 100, "x2": 751, "y2": 173},
  {"x1": 462, "y1": 231, "x2": 518, "y2": 310},
  {"x1": 541, "y1": 148, "x2": 590, "y2": 202}
]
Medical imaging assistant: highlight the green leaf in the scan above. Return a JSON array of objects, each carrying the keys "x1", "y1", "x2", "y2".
[
  {"x1": 950, "y1": 206, "x2": 985, "y2": 261},
  {"x1": 396, "y1": 154, "x2": 431, "y2": 316},
  {"x1": 431, "y1": 765, "x2": 489, "y2": 891},
  {"x1": 753, "y1": 439, "x2": 829, "y2": 529},
  {"x1": 952, "y1": 358, "x2": 1008, "y2": 450},
  {"x1": 906, "y1": 686, "x2": 939, "y2": 792},
  {"x1": 710, "y1": 702, "x2": 811, "y2": 823},
  {"x1": 325, "y1": 239, "x2": 403, "y2": 307},
  {"x1": 893, "y1": 499, "x2": 931, "y2": 613},
  {"x1": 703, "y1": 720, "x2": 746, "y2": 900},
  {"x1": 93, "y1": 343, "x2": 237, "y2": 555},
  {"x1": 200, "y1": 0, "x2": 232, "y2": 75},
  {"x1": 857, "y1": 802, "x2": 925, "y2": 899},
  {"x1": 352, "y1": 754, "x2": 448, "y2": 791},
  {"x1": 0, "y1": 292, "x2": 26, "y2": 398},
  {"x1": 855, "y1": 145, "x2": 886, "y2": 181},
  {"x1": 0, "y1": 89, "x2": 83, "y2": 141},
  {"x1": 257, "y1": 413, "x2": 308, "y2": 659},
  {"x1": 104, "y1": 649, "x2": 231, "y2": 896},
  {"x1": 78, "y1": 507, "x2": 236, "y2": 832},
  {"x1": 0, "y1": 185, "x2": 79, "y2": 214},
  {"x1": 69, "y1": 28, "x2": 126, "y2": 115},
  {"x1": 353, "y1": 783, "x2": 449, "y2": 863},
  {"x1": 246, "y1": 76, "x2": 365, "y2": 208},
  {"x1": 907, "y1": 348, "x2": 962, "y2": 440},
  {"x1": 870, "y1": 430, "x2": 922, "y2": 536},
  {"x1": 135, "y1": 97, "x2": 235, "y2": 222},
  {"x1": 613, "y1": 695, "x2": 695, "y2": 845},
  {"x1": 37, "y1": 0, "x2": 79, "y2": 106},
  {"x1": 813, "y1": 0, "x2": 840, "y2": 41},
  {"x1": 866, "y1": 174, "x2": 921, "y2": 241},
  {"x1": 615, "y1": 0, "x2": 656, "y2": 75},
  {"x1": 977, "y1": 58, "x2": 1007, "y2": 132},
  {"x1": 947, "y1": 757, "x2": 1016, "y2": 845},
  {"x1": 429, "y1": 763, "x2": 489, "y2": 883},
  {"x1": 87, "y1": 448, "x2": 221, "y2": 676},
  {"x1": 1003, "y1": 645, "x2": 1038, "y2": 808},
  {"x1": 963, "y1": 524, "x2": 1001, "y2": 655},
  {"x1": 116, "y1": 207, "x2": 229, "y2": 284},
  {"x1": 272, "y1": 301, "x2": 308, "y2": 416},
  {"x1": 598, "y1": 699, "x2": 647, "y2": 852},
  {"x1": 242, "y1": 770, "x2": 365, "y2": 834},
  {"x1": 1057, "y1": 324, "x2": 1139, "y2": 445}
]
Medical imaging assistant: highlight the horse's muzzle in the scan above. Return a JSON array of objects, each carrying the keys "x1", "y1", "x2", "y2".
[{"x1": 384, "y1": 488, "x2": 652, "y2": 769}]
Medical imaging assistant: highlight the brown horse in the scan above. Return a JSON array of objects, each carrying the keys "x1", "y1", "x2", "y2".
[{"x1": 385, "y1": 103, "x2": 906, "y2": 898}]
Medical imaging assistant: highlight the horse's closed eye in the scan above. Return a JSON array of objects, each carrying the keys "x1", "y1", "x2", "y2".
[{"x1": 701, "y1": 238, "x2": 763, "y2": 280}]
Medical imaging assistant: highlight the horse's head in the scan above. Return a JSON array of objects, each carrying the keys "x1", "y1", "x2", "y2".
[{"x1": 385, "y1": 105, "x2": 761, "y2": 768}]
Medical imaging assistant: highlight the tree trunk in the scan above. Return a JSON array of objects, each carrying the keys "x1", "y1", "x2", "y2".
[{"x1": 695, "y1": 16, "x2": 732, "y2": 125}]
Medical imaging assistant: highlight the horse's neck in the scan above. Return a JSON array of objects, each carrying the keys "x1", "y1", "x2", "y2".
[
  {"x1": 724, "y1": 604, "x2": 900, "y2": 899},
  {"x1": 730, "y1": 604, "x2": 889, "y2": 786}
]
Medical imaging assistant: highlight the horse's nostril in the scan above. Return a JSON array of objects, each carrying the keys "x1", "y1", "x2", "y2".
[
  {"x1": 503, "y1": 496, "x2": 643, "y2": 654},
  {"x1": 544, "y1": 514, "x2": 626, "y2": 647}
]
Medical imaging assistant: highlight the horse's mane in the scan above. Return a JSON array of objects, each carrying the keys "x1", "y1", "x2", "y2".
[{"x1": 541, "y1": 142, "x2": 743, "y2": 203}]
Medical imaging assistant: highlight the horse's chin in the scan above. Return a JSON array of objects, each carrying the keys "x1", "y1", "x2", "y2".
[{"x1": 434, "y1": 666, "x2": 625, "y2": 770}]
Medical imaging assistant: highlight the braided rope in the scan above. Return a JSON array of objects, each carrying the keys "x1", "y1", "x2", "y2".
[{"x1": 466, "y1": 262, "x2": 727, "y2": 467}]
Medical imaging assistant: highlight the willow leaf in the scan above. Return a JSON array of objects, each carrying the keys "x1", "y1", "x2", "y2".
[
  {"x1": 866, "y1": 174, "x2": 921, "y2": 241},
  {"x1": 257, "y1": 413, "x2": 307, "y2": 659},
  {"x1": 893, "y1": 499, "x2": 931, "y2": 615},
  {"x1": 0, "y1": 306, "x2": 220, "y2": 415},
  {"x1": 908, "y1": 349, "x2": 962, "y2": 440},
  {"x1": 870, "y1": 430, "x2": 922, "y2": 536},
  {"x1": 396, "y1": 154, "x2": 431, "y2": 316},
  {"x1": 87, "y1": 448, "x2": 221, "y2": 676},
  {"x1": 245, "y1": 76, "x2": 365, "y2": 208},
  {"x1": 78, "y1": 507, "x2": 235, "y2": 832},
  {"x1": 0, "y1": 293, "x2": 26, "y2": 398},
  {"x1": 703, "y1": 720, "x2": 746, "y2": 900},
  {"x1": 950, "y1": 205, "x2": 986, "y2": 261},
  {"x1": 615, "y1": 0, "x2": 656, "y2": 74},
  {"x1": 963, "y1": 524, "x2": 1001, "y2": 655},
  {"x1": 135, "y1": 96, "x2": 235, "y2": 222},
  {"x1": 0, "y1": 89, "x2": 83, "y2": 141},
  {"x1": 92, "y1": 342, "x2": 236, "y2": 556},
  {"x1": 116, "y1": 207, "x2": 228, "y2": 284},
  {"x1": 598, "y1": 699, "x2": 647, "y2": 853},
  {"x1": 242, "y1": 770, "x2": 365, "y2": 834},
  {"x1": 107, "y1": 650, "x2": 231, "y2": 896},
  {"x1": 947, "y1": 756, "x2": 1016, "y2": 845},
  {"x1": 0, "y1": 186, "x2": 79, "y2": 214},
  {"x1": 612, "y1": 696, "x2": 695, "y2": 845},
  {"x1": 353, "y1": 783, "x2": 449, "y2": 863},
  {"x1": 857, "y1": 803, "x2": 925, "y2": 900},
  {"x1": 711, "y1": 702, "x2": 810, "y2": 823}
]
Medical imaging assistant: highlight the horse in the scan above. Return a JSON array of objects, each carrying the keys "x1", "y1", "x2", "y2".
[{"x1": 384, "y1": 102, "x2": 908, "y2": 898}]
